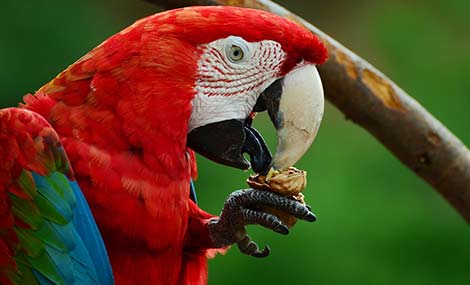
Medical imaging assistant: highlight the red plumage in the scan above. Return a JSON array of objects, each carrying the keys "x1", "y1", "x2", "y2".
[{"x1": 21, "y1": 6, "x2": 327, "y2": 285}]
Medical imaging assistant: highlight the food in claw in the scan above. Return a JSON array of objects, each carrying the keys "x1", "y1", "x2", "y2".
[
  {"x1": 247, "y1": 167, "x2": 306, "y2": 196},
  {"x1": 247, "y1": 167, "x2": 307, "y2": 227}
]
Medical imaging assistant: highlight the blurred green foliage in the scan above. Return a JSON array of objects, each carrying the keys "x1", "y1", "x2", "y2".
[{"x1": 1, "y1": 0, "x2": 469, "y2": 284}]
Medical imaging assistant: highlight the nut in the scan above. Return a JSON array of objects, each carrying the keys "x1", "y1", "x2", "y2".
[
  {"x1": 247, "y1": 167, "x2": 307, "y2": 196},
  {"x1": 246, "y1": 167, "x2": 307, "y2": 228}
]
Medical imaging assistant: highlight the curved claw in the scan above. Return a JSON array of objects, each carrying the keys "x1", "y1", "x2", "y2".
[
  {"x1": 208, "y1": 189, "x2": 316, "y2": 258},
  {"x1": 253, "y1": 245, "x2": 271, "y2": 258},
  {"x1": 237, "y1": 235, "x2": 271, "y2": 258}
]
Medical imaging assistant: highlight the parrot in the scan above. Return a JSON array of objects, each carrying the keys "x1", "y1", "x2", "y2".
[{"x1": 0, "y1": 6, "x2": 328, "y2": 285}]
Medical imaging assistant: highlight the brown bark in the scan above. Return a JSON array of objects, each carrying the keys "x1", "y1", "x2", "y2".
[{"x1": 146, "y1": 0, "x2": 470, "y2": 222}]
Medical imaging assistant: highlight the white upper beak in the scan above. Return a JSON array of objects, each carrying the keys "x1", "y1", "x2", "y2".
[{"x1": 271, "y1": 64, "x2": 324, "y2": 170}]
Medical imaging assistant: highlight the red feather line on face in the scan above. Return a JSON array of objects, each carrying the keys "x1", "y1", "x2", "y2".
[{"x1": 196, "y1": 41, "x2": 285, "y2": 98}]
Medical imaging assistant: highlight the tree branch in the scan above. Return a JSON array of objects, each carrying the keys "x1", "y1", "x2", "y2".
[{"x1": 147, "y1": 0, "x2": 470, "y2": 222}]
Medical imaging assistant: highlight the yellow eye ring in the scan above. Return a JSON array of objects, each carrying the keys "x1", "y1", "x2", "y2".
[{"x1": 228, "y1": 45, "x2": 244, "y2": 62}]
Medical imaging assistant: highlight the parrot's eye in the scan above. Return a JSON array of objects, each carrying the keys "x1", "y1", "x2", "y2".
[
  {"x1": 222, "y1": 36, "x2": 249, "y2": 63},
  {"x1": 228, "y1": 45, "x2": 244, "y2": 62}
]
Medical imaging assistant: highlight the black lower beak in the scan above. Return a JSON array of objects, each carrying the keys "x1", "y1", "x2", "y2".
[
  {"x1": 187, "y1": 119, "x2": 272, "y2": 173},
  {"x1": 243, "y1": 123, "x2": 272, "y2": 174}
]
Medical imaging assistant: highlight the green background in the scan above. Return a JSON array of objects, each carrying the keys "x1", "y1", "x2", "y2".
[{"x1": 1, "y1": 0, "x2": 469, "y2": 284}]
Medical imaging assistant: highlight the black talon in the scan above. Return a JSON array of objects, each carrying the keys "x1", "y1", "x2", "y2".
[
  {"x1": 237, "y1": 236, "x2": 271, "y2": 258},
  {"x1": 276, "y1": 224, "x2": 289, "y2": 235},
  {"x1": 305, "y1": 211, "x2": 317, "y2": 222},
  {"x1": 252, "y1": 245, "x2": 270, "y2": 258}
]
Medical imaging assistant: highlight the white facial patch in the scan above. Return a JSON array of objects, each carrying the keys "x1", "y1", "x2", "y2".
[{"x1": 188, "y1": 36, "x2": 286, "y2": 132}]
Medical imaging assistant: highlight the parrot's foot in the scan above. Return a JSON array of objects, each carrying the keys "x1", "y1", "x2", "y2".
[{"x1": 208, "y1": 189, "x2": 316, "y2": 258}]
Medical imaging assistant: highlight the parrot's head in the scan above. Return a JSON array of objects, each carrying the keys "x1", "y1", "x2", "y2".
[
  {"x1": 51, "y1": 6, "x2": 328, "y2": 175},
  {"x1": 150, "y1": 6, "x2": 328, "y2": 174}
]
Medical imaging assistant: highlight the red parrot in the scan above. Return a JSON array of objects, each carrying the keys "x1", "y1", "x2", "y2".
[{"x1": 1, "y1": 6, "x2": 327, "y2": 285}]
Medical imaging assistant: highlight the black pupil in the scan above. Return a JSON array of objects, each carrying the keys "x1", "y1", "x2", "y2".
[{"x1": 233, "y1": 48, "x2": 240, "y2": 57}]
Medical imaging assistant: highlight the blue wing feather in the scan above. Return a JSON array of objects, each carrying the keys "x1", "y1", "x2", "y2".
[
  {"x1": 44, "y1": 246, "x2": 74, "y2": 284},
  {"x1": 30, "y1": 172, "x2": 113, "y2": 285},
  {"x1": 189, "y1": 179, "x2": 198, "y2": 204},
  {"x1": 70, "y1": 181, "x2": 113, "y2": 285}
]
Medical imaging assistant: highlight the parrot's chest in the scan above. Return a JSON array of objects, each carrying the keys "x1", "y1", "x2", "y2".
[
  {"x1": 63, "y1": 140, "x2": 193, "y2": 251},
  {"x1": 87, "y1": 178, "x2": 191, "y2": 254}
]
